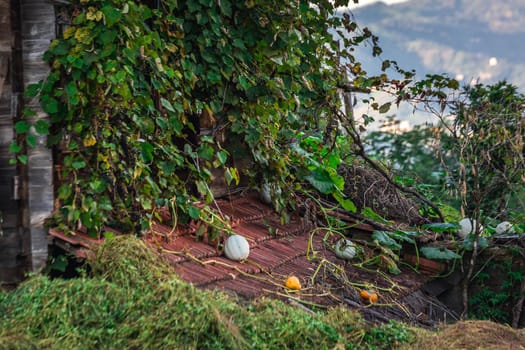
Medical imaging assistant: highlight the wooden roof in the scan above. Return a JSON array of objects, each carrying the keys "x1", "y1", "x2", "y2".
[{"x1": 49, "y1": 191, "x2": 450, "y2": 326}]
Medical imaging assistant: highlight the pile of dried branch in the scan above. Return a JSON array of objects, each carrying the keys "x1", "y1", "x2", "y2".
[{"x1": 339, "y1": 164, "x2": 428, "y2": 226}]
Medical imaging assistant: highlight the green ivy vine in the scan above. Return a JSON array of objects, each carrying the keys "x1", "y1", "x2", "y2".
[{"x1": 14, "y1": 0, "x2": 410, "y2": 236}]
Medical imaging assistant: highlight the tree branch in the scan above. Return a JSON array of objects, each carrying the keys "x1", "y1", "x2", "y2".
[{"x1": 512, "y1": 272, "x2": 525, "y2": 328}]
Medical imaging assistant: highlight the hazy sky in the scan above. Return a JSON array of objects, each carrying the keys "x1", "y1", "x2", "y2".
[{"x1": 345, "y1": 0, "x2": 408, "y2": 9}]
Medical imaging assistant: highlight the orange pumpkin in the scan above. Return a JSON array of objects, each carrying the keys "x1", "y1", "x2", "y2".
[
  {"x1": 369, "y1": 293, "x2": 379, "y2": 303},
  {"x1": 360, "y1": 290, "x2": 378, "y2": 303},
  {"x1": 285, "y1": 276, "x2": 301, "y2": 290},
  {"x1": 359, "y1": 290, "x2": 370, "y2": 300}
]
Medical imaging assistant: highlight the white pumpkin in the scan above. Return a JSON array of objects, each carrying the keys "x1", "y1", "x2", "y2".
[
  {"x1": 224, "y1": 234, "x2": 250, "y2": 261},
  {"x1": 260, "y1": 183, "x2": 272, "y2": 205},
  {"x1": 259, "y1": 182, "x2": 281, "y2": 205},
  {"x1": 334, "y1": 239, "x2": 357, "y2": 260},
  {"x1": 495, "y1": 221, "x2": 515, "y2": 235},
  {"x1": 458, "y1": 218, "x2": 483, "y2": 239}
]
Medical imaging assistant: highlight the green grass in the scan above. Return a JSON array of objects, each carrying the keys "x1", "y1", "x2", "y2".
[{"x1": 0, "y1": 236, "x2": 415, "y2": 349}]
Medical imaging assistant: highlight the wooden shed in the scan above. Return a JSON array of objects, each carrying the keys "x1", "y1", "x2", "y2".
[{"x1": 0, "y1": 0, "x2": 55, "y2": 287}]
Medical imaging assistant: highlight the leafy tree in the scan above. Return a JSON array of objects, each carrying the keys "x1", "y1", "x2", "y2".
[
  {"x1": 404, "y1": 78, "x2": 525, "y2": 316},
  {"x1": 444, "y1": 82, "x2": 525, "y2": 317},
  {"x1": 446, "y1": 82, "x2": 525, "y2": 219}
]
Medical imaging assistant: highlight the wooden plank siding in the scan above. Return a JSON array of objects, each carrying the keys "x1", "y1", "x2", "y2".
[
  {"x1": 0, "y1": 0, "x2": 55, "y2": 285},
  {"x1": 20, "y1": 0, "x2": 55, "y2": 271},
  {"x1": 0, "y1": 0, "x2": 15, "y2": 228},
  {"x1": 0, "y1": 0, "x2": 25, "y2": 286}
]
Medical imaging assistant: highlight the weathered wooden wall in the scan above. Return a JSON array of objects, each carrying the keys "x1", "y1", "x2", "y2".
[
  {"x1": 0, "y1": 0, "x2": 25, "y2": 286},
  {"x1": 21, "y1": 0, "x2": 55, "y2": 271},
  {"x1": 0, "y1": 0, "x2": 14, "y2": 228},
  {"x1": 0, "y1": 0, "x2": 55, "y2": 286}
]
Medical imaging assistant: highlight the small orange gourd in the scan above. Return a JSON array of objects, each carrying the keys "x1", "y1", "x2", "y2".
[
  {"x1": 360, "y1": 290, "x2": 378, "y2": 303},
  {"x1": 359, "y1": 290, "x2": 370, "y2": 300},
  {"x1": 369, "y1": 293, "x2": 379, "y2": 303},
  {"x1": 285, "y1": 276, "x2": 301, "y2": 290}
]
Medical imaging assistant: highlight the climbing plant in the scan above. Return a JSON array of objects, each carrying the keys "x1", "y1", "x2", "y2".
[{"x1": 12, "y1": 0, "x2": 415, "y2": 236}]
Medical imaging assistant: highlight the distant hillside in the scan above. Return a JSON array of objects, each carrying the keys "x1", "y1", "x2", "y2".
[{"x1": 350, "y1": 0, "x2": 525, "y2": 90}]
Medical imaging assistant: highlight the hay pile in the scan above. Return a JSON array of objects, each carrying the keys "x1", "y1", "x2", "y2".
[
  {"x1": 0, "y1": 236, "x2": 408, "y2": 350},
  {"x1": 3, "y1": 236, "x2": 524, "y2": 349},
  {"x1": 405, "y1": 320, "x2": 525, "y2": 350}
]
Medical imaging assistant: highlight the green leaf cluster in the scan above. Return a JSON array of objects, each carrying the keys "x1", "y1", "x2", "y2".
[
  {"x1": 19, "y1": 0, "x2": 382, "y2": 234},
  {"x1": 292, "y1": 134, "x2": 357, "y2": 212}
]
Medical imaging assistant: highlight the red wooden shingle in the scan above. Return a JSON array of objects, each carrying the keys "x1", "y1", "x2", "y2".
[{"x1": 47, "y1": 191, "x2": 433, "y2": 311}]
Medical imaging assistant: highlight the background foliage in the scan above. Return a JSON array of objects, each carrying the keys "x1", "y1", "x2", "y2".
[{"x1": 367, "y1": 81, "x2": 525, "y2": 222}]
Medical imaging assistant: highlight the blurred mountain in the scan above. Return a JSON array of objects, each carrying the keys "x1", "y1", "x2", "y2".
[{"x1": 350, "y1": 0, "x2": 525, "y2": 90}]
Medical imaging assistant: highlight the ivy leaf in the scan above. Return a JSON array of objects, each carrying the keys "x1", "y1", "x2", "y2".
[
  {"x1": 58, "y1": 184, "x2": 72, "y2": 200},
  {"x1": 15, "y1": 120, "x2": 31, "y2": 134},
  {"x1": 24, "y1": 82, "x2": 42, "y2": 98},
  {"x1": 235, "y1": 75, "x2": 250, "y2": 90},
  {"x1": 49, "y1": 255, "x2": 68, "y2": 273},
  {"x1": 48, "y1": 40, "x2": 69, "y2": 56},
  {"x1": 270, "y1": 56, "x2": 283, "y2": 65},
  {"x1": 232, "y1": 38, "x2": 246, "y2": 50},
  {"x1": 161, "y1": 98, "x2": 175, "y2": 113},
  {"x1": 206, "y1": 70, "x2": 222, "y2": 83},
  {"x1": 22, "y1": 108, "x2": 37, "y2": 118},
  {"x1": 195, "y1": 180, "x2": 208, "y2": 197},
  {"x1": 198, "y1": 144, "x2": 214, "y2": 160},
  {"x1": 65, "y1": 81, "x2": 78, "y2": 99},
  {"x1": 26, "y1": 134, "x2": 36, "y2": 148},
  {"x1": 225, "y1": 167, "x2": 239, "y2": 186},
  {"x1": 67, "y1": 141, "x2": 79, "y2": 151},
  {"x1": 100, "y1": 29, "x2": 118, "y2": 45},
  {"x1": 101, "y1": 5, "x2": 122, "y2": 27},
  {"x1": 160, "y1": 161, "x2": 175, "y2": 175},
  {"x1": 17, "y1": 155, "x2": 28, "y2": 164},
  {"x1": 188, "y1": 206, "x2": 200, "y2": 220},
  {"x1": 34, "y1": 120, "x2": 49, "y2": 135},
  {"x1": 9, "y1": 142, "x2": 22, "y2": 154},
  {"x1": 333, "y1": 191, "x2": 357, "y2": 212},
  {"x1": 219, "y1": 0, "x2": 232, "y2": 16},
  {"x1": 140, "y1": 199, "x2": 152, "y2": 210},
  {"x1": 422, "y1": 222, "x2": 460, "y2": 233},
  {"x1": 389, "y1": 229, "x2": 417, "y2": 244},
  {"x1": 216, "y1": 150, "x2": 228, "y2": 165},
  {"x1": 89, "y1": 179, "x2": 107, "y2": 193},
  {"x1": 72, "y1": 159, "x2": 86, "y2": 170},
  {"x1": 141, "y1": 142, "x2": 154, "y2": 162},
  {"x1": 210, "y1": 100, "x2": 222, "y2": 113},
  {"x1": 42, "y1": 98, "x2": 59, "y2": 114},
  {"x1": 305, "y1": 168, "x2": 335, "y2": 194},
  {"x1": 372, "y1": 230, "x2": 402, "y2": 250},
  {"x1": 169, "y1": 116, "x2": 184, "y2": 135},
  {"x1": 420, "y1": 246, "x2": 461, "y2": 260},
  {"x1": 462, "y1": 237, "x2": 490, "y2": 251}
]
